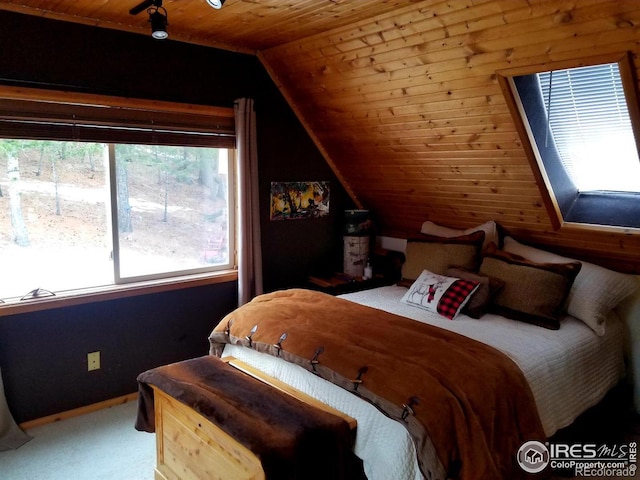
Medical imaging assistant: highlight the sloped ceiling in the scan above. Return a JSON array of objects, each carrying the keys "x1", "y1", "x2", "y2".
[{"x1": 1, "y1": 0, "x2": 640, "y2": 270}]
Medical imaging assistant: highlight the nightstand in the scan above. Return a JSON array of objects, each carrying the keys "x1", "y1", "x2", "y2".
[
  {"x1": 306, "y1": 273, "x2": 389, "y2": 295},
  {"x1": 307, "y1": 247, "x2": 405, "y2": 295}
]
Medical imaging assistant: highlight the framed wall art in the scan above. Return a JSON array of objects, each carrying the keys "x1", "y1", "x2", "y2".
[{"x1": 270, "y1": 181, "x2": 330, "y2": 220}]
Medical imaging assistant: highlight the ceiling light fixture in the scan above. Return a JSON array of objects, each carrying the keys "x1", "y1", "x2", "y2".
[
  {"x1": 206, "y1": 0, "x2": 226, "y2": 9},
  {"x1": 148, "y1": 2, "x2": 168, "y2": 39}
]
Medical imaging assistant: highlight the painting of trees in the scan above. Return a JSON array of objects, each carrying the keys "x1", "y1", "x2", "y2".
[{"x1": 270, "y1": 181, "x2": 330, "y2": 220}]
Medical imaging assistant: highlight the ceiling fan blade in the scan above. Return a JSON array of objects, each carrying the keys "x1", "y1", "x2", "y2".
[{"x1": 129, "y1": 0, "x2": 154, "y2": 15}]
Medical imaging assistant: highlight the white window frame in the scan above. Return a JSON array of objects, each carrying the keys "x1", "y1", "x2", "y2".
[{"x1": 107, "y1": 143, "x2": 236, "y2": 284}]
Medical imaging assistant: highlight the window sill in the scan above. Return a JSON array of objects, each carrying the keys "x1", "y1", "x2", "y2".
[
  {"x1": 0, "y1": 269, "x2": 238, "y2": 317},
  {"x1": 563, "y1": 191, "x2": 640, "y2": 230}
]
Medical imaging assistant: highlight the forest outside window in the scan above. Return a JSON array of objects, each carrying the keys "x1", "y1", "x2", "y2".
[
  {"x1": 499, "y1": 53, "x2": 640, "y2": 231},
  {"x1": 1, "y1": 140, "x2": 234, "y2": 300},
  {"x1": 0, "y1": 87, "x2": 236, "y2": 303},
  {"x1": 112, "y1": 143, "x2": 232, "y2": 282}
]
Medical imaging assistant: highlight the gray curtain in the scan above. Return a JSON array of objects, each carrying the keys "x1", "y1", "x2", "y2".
[
  {"x1": 0, "y1": 368, "x2": 31, "y2": 451},
  {"x1": 235, "y1": 98, "x2": 263, "y2": 306}
]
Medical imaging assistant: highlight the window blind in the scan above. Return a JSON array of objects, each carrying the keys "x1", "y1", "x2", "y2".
[
  {"x1": 538, "y1": 64, "x2": 640, "y2": 192},
  {"x1": 0, "y1": 87, "x2": 235, "y2": 148}
]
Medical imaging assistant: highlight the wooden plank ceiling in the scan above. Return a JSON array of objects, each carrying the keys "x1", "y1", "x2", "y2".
[{"x1": 2, "y1": 0, "x2": 640, "y2": 270}]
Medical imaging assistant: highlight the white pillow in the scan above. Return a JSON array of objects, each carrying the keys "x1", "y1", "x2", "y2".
[
  {"x1": 401, "y1": 269, "x2": 480, "y2": 320},
  {"x1": 420, "y1": 220, "x2": 498, "y2": 250},
  {"x1": 503, "y1": 236, "x2": 637, "y2": 335}
]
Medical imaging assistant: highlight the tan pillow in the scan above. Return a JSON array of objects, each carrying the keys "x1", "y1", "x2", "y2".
[
  {"x1": 503, "y1": 236, "x2": 638, "y2": 335},
  {"x1": 479, "y1": 243, "x2": 582, "y2": 329},
  {"x1": 420, "y1": 220, "x2": 498, "y2": 250},
  {"x1": 401, "y1": 231, "x2": 485, "y2": 282}
]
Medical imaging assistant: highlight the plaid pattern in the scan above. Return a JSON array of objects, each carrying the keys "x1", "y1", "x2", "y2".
[{"x1": 437, "y1": 279, "x2": 479, "y2": 320}]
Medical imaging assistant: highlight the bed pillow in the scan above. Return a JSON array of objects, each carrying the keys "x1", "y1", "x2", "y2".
[
  {"x1": 401, "y1": 230, "x2": 485, "y2": 283},
  {"x1": 479, "y1": 243, "x2": 582, "y2": 329},
  {"x1": 420, "y1": 220, "x2": 498, "y2": 250},
  {"x1": 446, "y1": 267, "x2": 505, "y2": 319},
  {"x1": 503, "y1": 236, "x2": 638, "y2": 335},
  {"x1": 401, "y1": 269, "x2": 480, "y2": 320}
]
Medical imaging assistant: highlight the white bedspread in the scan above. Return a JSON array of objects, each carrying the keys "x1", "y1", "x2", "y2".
[
  {"x1": 222, "y1": 343, "x2": 423, "y2": 480},
  {"x1": 341, "y1": 286, "x2": 626, "y2": 436},
  {"x1": 221, "y1": 285, "x2": 625, "y2": 480}
]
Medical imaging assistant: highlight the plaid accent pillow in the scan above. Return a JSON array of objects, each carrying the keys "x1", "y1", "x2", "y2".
[
  {"x1": 401, "y1": 269, "x2": 480, "y2": 320},
  {"x1": 446, "y1": 267, "x2": 505, "y2": 319},
  {"x1": 437, "y1": 279, "x2": 481, "y2": 320}
]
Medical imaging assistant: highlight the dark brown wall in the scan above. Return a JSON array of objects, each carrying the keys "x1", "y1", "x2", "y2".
[
  {"x1": 257, "y1": 85, "x2": 353, "y2": 290},
  {"x1": 0, "y1": 11, "x2": 353, "y2": 422},
  {"x1": 0, "y1": 284, "x2": 237, "y2": 422}
]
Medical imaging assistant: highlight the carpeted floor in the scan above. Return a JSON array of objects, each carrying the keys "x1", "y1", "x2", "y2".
[{"x1": 0, "y1": 400, "x2": 155, "y2": 480}]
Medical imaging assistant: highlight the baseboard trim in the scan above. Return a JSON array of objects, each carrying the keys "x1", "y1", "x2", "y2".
[{"x1": 19, "y1": 392, "x2": 138, "y2": 430}]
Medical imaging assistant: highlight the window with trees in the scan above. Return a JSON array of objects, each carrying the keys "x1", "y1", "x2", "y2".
[{"x1": 0, "y1": 88, "x2": 235, "y2": 303}]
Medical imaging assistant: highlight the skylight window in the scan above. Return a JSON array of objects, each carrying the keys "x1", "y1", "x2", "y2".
[
  {"x1": 497, "y1": 53, "x2": 640, "y2": 231},
  {"x1": 537, "y1": 64, "x2": 640, "y2": 193}
]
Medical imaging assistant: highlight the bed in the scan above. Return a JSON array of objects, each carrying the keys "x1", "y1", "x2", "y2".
[{"x1": 137, "y1": 223, "x2": 639, "y2": 480}]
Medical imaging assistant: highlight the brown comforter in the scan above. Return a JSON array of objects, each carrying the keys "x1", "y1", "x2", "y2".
[{"x1": 209, "y1": 289, "x2": 546, "y2": 480}]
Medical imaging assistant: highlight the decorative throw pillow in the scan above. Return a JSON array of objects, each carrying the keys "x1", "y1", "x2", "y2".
[
  {"x1": 401, "y1": 269, "x2": 480, "y2": 320},
  {"x1": 401, "y1": 230, "x2": 485, "y2": 282},
  {"x1": 446, "y1": 267, "x2": 505, "y2": 319},
  {"x1": 420, "y1": 220, "x2": 499, "y2": 250},
  {"x1": 479, "y1": 243, "x2": 582, "y2": 329},
  {"x1": 503, "y1": 236, "x2": 638, "y2": 335}
]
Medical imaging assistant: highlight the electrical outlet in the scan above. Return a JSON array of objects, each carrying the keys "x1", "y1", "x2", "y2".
[{"x1": 87, "y1": 351, "x2": 100, "y2": 371}]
